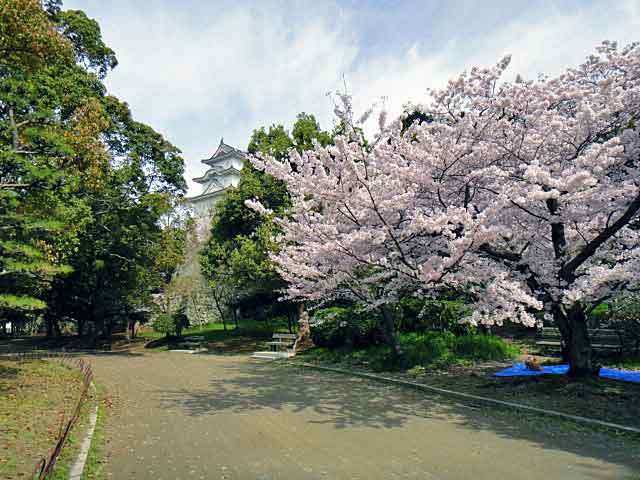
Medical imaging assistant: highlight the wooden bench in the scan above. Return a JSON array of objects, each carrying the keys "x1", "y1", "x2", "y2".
[
  {"x1": 266, "y1": 333, "x2": 298, "y2": 354},
  {"x1": 536, "y1": 327, "x2": 624, "y2": 353}
]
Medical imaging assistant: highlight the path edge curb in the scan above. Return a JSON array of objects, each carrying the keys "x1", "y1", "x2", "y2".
[
  {"x1": 69, "y1": 382, "x2": 99, "y2": 480},
  {"x1": 300, "y1": 362, "x2": 640, "y2": 435}
]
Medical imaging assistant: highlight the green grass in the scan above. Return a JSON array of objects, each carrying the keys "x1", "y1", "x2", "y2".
[
  {"x1": 142, "y1": 318, "x2": 296, "y2": 354},
  {"x1": 81, "y1": 384, "x2": 107, "y2": 480},
  {"x1": 142, "y1": 318, "x2": 293, "y2": 339},
  {"x1": 300, "y1": 332, "x2": 520, "y2": 372},
  {"x1": 139, "y1": 320, "x2": 237, "y2": 340},
  {"x1": 0, "y1": 359, "x2": 84, "y2": 479},
  {"x1": 0, "y1": 360, "x2": 105, "y2": 480},
  {"x1": 49, "y1": 382, "x2": 106, "y2": 480},
  {"x1": 606, "y1": 355, "x2": 640, "y2": 371},
  {"x1": 49, "y1": 391, "x2": 90, "y2": 479}
]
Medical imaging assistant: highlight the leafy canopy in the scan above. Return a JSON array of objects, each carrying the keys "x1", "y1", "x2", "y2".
[
  {"x1": 0, "y1": 0, "x2": 186, "y2": 332},
  {"x1": 249, "y1": 43, "x2": 640, "y2": 374},
  {"x1": 200, "y1": 113, "x2": 332, "y2": 312}
]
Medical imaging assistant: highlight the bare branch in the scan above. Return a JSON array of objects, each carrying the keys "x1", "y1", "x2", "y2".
[{"x1": 561, "y1": 191, "x2": 640, "y2": 281}]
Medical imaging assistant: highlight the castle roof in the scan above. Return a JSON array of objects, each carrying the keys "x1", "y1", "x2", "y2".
[
  {"x1": 192, "y1": 165, "x2": 242, "y2": 184},
  {"x1": 187, "y1": 185, "x2": 234, "y2": 203},
  {"x1": 201, "y1": 138, "x2": 246, "y2": 167},
  {"x1": 191, "y1": 138, "x2": 247, "y2": 185}
]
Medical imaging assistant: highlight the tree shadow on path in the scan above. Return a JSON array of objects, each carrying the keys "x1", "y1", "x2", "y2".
[{"x1": 157, "y1": 358, "x2": 640, "y2": 476}]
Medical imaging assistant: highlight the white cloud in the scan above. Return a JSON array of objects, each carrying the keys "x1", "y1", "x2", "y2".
[
  {"x1": 66, "y1": 1, "x2": 640, "y2": 195},
  {"x1": 73, "y1": 2, "x2": 358, "y2": 192},
  {"x1": 346, "y1": 0, "x2": 640, "y2": 132}
]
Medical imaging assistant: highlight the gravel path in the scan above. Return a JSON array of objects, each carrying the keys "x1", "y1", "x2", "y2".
[{"x1": 86, "y1": 351, "x2": 640, "y2": 479}]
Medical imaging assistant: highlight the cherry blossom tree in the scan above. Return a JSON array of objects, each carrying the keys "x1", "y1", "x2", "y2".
[{"x1": 249, "y1": 42, "x2": 640, "y2": 376}]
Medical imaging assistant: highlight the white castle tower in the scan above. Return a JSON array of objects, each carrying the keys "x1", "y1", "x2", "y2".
[
  {"x1": 173, "y1": 139, "x2": 247, "y2": 325},
  {"x1": 187, "y1": 138, "x2": 246, "y2": 224}
]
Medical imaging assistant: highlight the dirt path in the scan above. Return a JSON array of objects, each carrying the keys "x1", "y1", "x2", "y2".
[{"x1": 86, "y1": 351, "x2": 640, "y2": 480}]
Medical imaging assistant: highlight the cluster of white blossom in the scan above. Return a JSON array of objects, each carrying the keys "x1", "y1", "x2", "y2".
[{"x1": 248, "y1": 42, "x2": 640, "y2": 327}]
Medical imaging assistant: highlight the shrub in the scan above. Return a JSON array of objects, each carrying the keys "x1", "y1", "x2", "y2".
[
  {"x1": 398, "y1": 297, "x2": 473, "y2": 334},
  {"x1": 362, "y1": 332, "x2": 519, "y2": 371},
  {"x1": 153, "y1": 312, "x2": 189, "y2": 338},
  {"x1": 311, "y1": 298, "x2": 481, "y2": 350},
  {"x1": 310, "y1": 306, "x2": 380, "y2": 348},
  {"x1": 588, "y1": 303, "x2": 609, "y2": 326},
  {"x1": 451, "y1": 333, "x2": 519, "y2": 360},
  {"x1": 604, "y1": 295, "x2": 640, "y2": 354}
]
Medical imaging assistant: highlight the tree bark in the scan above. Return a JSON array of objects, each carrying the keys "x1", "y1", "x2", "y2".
[
  {"x1": 554, "y1": 304, "x2": 593, "y2": 377},
  {"x1": 105, "y1": 315, "x2": 113, "y2": 338},
  {"x1": 128, "y1": 319, "x2": 137, "y2": 339},
  {"x1": 45, "y1": 315, "x2": 60, "y2": 337},
  {"x1": 211, "y1": 291, "x2": 227, "y2": 331},
  {"x1": 9, "y1": 106, "x2": 19, "y2": 151},
  {"x1": 566, "y1": 306, "x2": 593, "y2": 377},
  {"x1": 286, "y1": 312, "x2": 293, "y2": 333},
  {"x1": 380, "y1": 306, "x2": 403, "y2": 357},
  {"x1": 232, "y1": 307, "x2": 239, "y2": 329},
  {"x1": 93, "y1": 308, "x2": 104, "y2": 340}
]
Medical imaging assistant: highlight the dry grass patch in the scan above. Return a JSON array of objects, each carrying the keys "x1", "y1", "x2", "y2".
[{"x1": 0, "y1": 359, "x2": 83, "y2": 479}]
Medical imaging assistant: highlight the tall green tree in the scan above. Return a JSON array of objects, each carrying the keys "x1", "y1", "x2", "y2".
[
  {"x1": 291, "y1": 112, "x2": 332, "y2": 153},
  {"x1": 200, "y1": 114, "x2": 331, "y2": 324},
  {"x1": 247, "y1": 124, "x2": 292, "y2": 161},
  {"x1": 0, "y1": 0, "x2": 186, "y2": 336},
  {"x1": 1, "y1": 0, "x2": 84, "y2": 314}
]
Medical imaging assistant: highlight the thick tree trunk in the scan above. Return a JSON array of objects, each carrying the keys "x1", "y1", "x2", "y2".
[
  {"x1": 45, "y1": 315, "x2": 60, "y2": 337},
  {"x1": 93, "y1": 309, "x2": 104, "y2": 339},
  {"x1": 380, "y1": 306, "x2": 403, "y2": 357},
  {"x1": 232, "y1": 307, "x2": 239, "y2": 329},
  {"x1": 554, "y1": 304, "x2": 593, "y2": 377},
  {"x1": 566, "y1": 307, "x2": 593, "y2": 377},
  {"x1": 286, "y1": 312, "x2": 293, "y2": 333},
  {"x1": 128, "y1": 319, "x2": 137, "y2": 339},
  {"x1": 297, "y1": 303, "x2": 312, "y2": 349},
  {"x1": 100, "y1": 316, "x2": 111, "y2": 339}
]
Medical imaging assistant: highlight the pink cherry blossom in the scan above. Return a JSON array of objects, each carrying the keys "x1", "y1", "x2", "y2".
[{"x1": 249, "y1": 42, "x2": 640, "y2": 375}]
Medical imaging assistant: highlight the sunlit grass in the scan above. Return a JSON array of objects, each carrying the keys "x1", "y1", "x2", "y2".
[
  {"x1": 300, "y1": 332, "x2": 520, "y2": 372},
  {"x1": 0, "y1": 359, "x2": 83, "y2": 479}
]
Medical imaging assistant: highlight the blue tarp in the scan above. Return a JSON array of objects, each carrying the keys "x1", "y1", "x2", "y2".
[{"x1": 494, "y1": 362, "x2": 640, "y2": 384}]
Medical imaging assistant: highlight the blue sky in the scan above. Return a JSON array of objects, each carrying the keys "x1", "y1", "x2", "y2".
[{"x1": 64, "y1": 0, "x2": 640, "y2": 195}]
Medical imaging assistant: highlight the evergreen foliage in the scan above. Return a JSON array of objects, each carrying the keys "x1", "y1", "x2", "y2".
[
  {"x1": 200, "y1": 113, "x2": 331, "y2": 319},
  {"x1": 0, "y1": 0, "x2": 186, "y2": 336}
]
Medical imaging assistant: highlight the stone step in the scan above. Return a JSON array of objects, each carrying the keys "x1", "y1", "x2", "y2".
[
  {"x1": 173, "y1": 340, "x2": 202, "y2": 347},
  {"x1": 251, "y1": 351, "x2": 294, "y2": 360},
  {"x1": 251, "y1": 354, "x2": 280, "y2": 361},
  {"x1": 169, "y1": 348, "x2": 207, "y2": 354}
]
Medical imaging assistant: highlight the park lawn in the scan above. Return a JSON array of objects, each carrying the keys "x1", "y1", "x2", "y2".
[
  {"x1": 48, "y1": 381, "x2": 98, "y2": 480},
  {"x1": 0, "y1": 359, "x2": 84, "y2": 479},
  {"x1": 299, "y1": 332, "x2": 521, "y2": 371},
  {"x1": 298, "y1": 339, "x2": 640, "y2": 432},
  {"x1": 606, "y1": 355, "x2": 640, "y2": 371},
  {"x1": 411, "y1": 363, "x2": 640, "y2": 431},
  {"x1": 50, "y1": 382, "x2": 108, "y2": 480},
  {"x1": 142, "y1": 318, "x2": 296, "y2": 354},
  {"x1": 78, "y1": 386, "x2": 108, "y2": 480}
]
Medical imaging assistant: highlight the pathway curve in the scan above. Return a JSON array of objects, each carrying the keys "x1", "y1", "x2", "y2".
[{"x1": 86, "y1": 351, "x2": 640, "y2": 479}]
